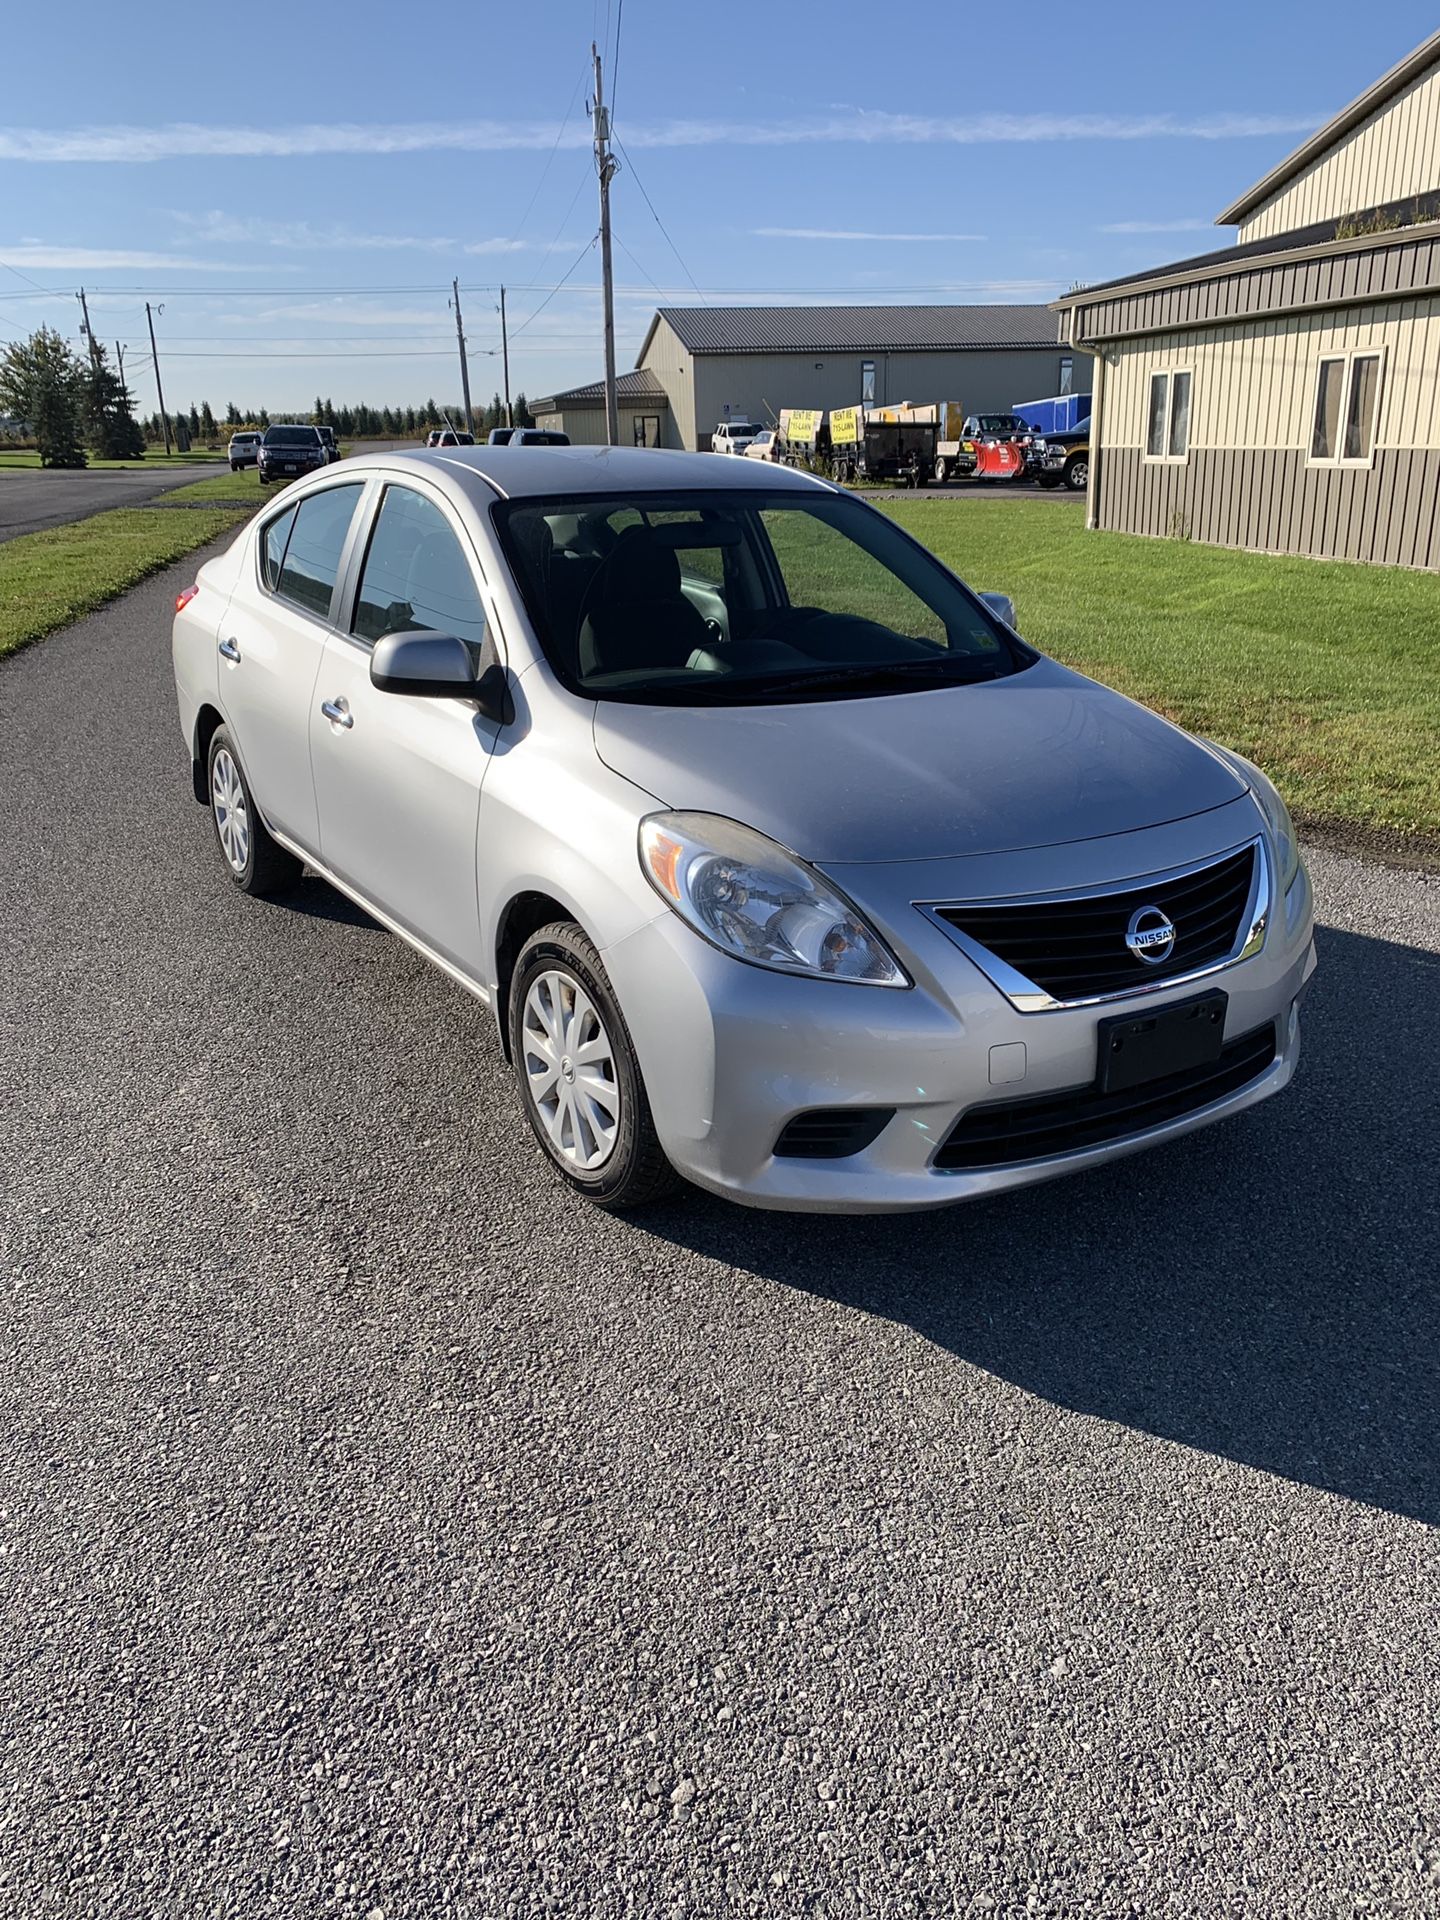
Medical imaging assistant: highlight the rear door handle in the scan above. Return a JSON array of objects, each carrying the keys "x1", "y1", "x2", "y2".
[
  {"x1": 218, "y1": 637, "x2": 241, "y2": 662},
  {"x1": 320, "y1": 697, "x2": 353, "y2": 730}
]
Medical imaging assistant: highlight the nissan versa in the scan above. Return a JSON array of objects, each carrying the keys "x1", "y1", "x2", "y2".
[{"x1": 171, "y1": 447, "x2": 1315, "y2": 1211}]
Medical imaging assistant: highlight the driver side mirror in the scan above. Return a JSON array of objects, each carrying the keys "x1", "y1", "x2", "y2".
[
  {"x1": 979, "y1": 591, "x2": 1018, "y2": 631},
  {"x1": 370, "y1": 630, "x2": 512, "y2": 723}
]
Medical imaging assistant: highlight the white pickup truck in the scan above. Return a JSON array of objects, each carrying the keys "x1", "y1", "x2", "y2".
[{"x1": 710, "y1": 420, "x2": 758, "y2": 454}]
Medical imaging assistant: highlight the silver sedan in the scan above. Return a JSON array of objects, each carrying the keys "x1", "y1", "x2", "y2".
[{"x1": 172, "y1": 446, "x2": 1315, "y2": 1211}]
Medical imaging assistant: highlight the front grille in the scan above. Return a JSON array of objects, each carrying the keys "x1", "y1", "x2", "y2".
[
  {"x1": 931, "y1": 844, "x2": 1257, "y2": 1004},
  {"x1": 934, "y1": 1022, "x2": 1277, "y2": 1170},
  {"x1": 773, "y1": 1108, "x2": 894, "y2": 1160}
]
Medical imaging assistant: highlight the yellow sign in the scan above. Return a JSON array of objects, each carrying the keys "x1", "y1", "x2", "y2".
[
  {"x1": 780, "y1": 408, "x2": 820, "y2": 443},
  {"x1": 829, "y1": 406, "x2": 860, "y2": 444}
]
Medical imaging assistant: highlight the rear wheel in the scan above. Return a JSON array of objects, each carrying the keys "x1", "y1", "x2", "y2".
[
  {"x1": 933, "y1": 456, "x2": 949, "y2": 485},
  {"x1": 509, "y1": 922, "x2": 678, "y2": 1210},
  {"x1": 206, "y1": 726, "x2": 301, "y2": 898}
]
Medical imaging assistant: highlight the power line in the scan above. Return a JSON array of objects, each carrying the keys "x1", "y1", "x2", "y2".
[
  {"x1": 613, "y1": 231, "x2": 662, "y2": 294},
  {"x1": 510, "y1": 233, "x2": 599, "y2": 337},
  {"x1": 0, "y1": 258, "x2": 53, "y2": 293},
  {"x1": 510, "y1": 60, "x2": 591, "y2": 249},
  {"x1": 610, "y1": 0, "x2": 625, "y2": 125},
  {"x1": 612, "y1": 135, "x2": 701, "y2": 294}
]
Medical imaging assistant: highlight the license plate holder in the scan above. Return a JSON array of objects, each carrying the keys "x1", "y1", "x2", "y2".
[{"x1": 1097, "y1": 989, "x2": 1227, "y2": 1094}]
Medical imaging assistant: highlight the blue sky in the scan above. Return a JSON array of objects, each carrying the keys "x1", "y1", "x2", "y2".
[{"x1": 2, "y1": 0, "x2": 1435, "y2": 415}]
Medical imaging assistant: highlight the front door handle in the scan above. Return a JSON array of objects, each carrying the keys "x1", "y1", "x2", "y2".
[
  {"x1": 218, "y1": 637, "x2": 241, "y2": 662},
  {"x1": 320, "y1": 697, "x2": 353, "y2": 730}
]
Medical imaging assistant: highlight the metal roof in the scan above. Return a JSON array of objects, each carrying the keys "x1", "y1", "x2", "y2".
[
  {"x1": 641, "y1": 304, "x2": 1060, "y2": 358},
  {"x1": 1217, "y1": 30, "x2": 1440, "y2": 227},
  {"x1": 530, "y1": 369, "x2": 668, "y2": 410}
]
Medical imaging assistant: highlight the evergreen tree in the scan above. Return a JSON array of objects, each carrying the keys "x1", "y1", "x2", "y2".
[
  {"x1": 323, "y1": 397, "x2": 336, "y2": 427},
  {"x1": 225, "y1": 401, "x2": 240, "y2": 426},
  {"x1": 259, "y1": 407, "x2": 270, "y2": 429},
  {"x1": 382, "y1": 406, "x2": 396, "y2": 434},
  {"x1": 200, "y1": 400, "x2": 216, "y2": 442},
  {"x1": 514, "y1": 390, "x2": 534, "y2": 428},
  {"x1": 187, "y1": 403, "x2": 201, "y2": 440},
  {"x1": 0, "y1": 326, "x2": 86, "y2": 467},
  {"x1": 423, "y1": 396, "x2": 439, "y2": 427},
  {"x1": 82, "y1": 345, "x2": 146, "y2": 460},
  {"x1": 404, "y1": 405, "x2": 417, "y2": 434}
]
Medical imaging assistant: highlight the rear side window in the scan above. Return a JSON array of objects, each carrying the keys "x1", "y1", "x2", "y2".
[
  {"x1": 352, "y1": 485, "x2": 487, "y2": 649},
  {"x1": 275, "y1": 484, "x2": 363, "y2": 619},
  {"x1": 261, "y1": 506, "x2": 297, "y2": 591}
]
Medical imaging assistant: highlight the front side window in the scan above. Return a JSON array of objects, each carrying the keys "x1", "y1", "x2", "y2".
[
  {"x1": 1145, "y1": 370, "x2": 1192, "y2": 461},
  {"x1": 1310, "y1": 350, "x2": 1384, "y2": 466},
  {"x1": 495, "y1": 489, "x2": 1030, "y2": 707},
  {"x1": 275, "y1": 483, "x2": 364, "y2": 619},
  {"x1": 352, "y1": 484, "x2": 487, "y2": 649}
]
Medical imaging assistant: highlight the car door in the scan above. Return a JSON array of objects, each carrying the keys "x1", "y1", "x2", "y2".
[
  {"x1": 308, "y1": 478, "x2": 501, "y2": 976},
  {"x1": 217, "y1": 481, "x2": 366, "y2": 853}
]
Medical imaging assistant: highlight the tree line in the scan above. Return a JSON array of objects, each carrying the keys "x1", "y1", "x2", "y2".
[
  {"x1": 140, "y1": 393, "x2": 539, "y2": 445},
  {"x1": 0, "y1": 326, "x2": 145, "y2": 465}
]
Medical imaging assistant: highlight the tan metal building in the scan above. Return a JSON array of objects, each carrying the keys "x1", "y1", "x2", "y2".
[
  {"x1": 1056, "y1": 30, "x2": 1440, "y2": 570},
  {"x1": 529, "y1": 370, "x2": 670, "y2": 447},
  {"x1": 628, "y1": 304, "x2": 1084, "y2": 450}
]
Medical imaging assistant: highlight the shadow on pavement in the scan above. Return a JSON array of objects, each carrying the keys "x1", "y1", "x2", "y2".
[{"x1": 644, "y1": 925, "x2": 1440, "y2": 1524}]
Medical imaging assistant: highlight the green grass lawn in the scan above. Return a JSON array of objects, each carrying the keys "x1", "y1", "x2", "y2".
[
  {"x1": 0, "y1": 503, "x2": 249, "y2": 659},
  {"x1": 160, "y1": 468, "x2": 268, "y2": 504},
  {"x1": 0, "y1": 449, "x2": 229, "y2": 470},
  {"x1": 882, "y1": 498, "x2": 1440, "y2": 840}
]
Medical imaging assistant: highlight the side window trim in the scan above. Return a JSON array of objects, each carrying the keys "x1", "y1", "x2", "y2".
[
  {"x1": 258, "y1": 481, "x2": 367, "y2": 627},
  {"x1": 1307, "y1": 345, "x2": 1386, "y2": 469},
  {"x1": 257, "y1": 503, "x2": 298, "y2": 597}
]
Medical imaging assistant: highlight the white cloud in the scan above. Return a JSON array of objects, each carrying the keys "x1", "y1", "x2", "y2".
[
  {"x1": 172, "y1": 210, "x2": 530, "y2": 254},
  {"x1": 0, "y1": 242, "x2": 275, "y2": 270},
  {"x1": 756, "y1": 227, "x2": 987, "y2": 242},
  {"x1": 1098, "y1": 218, "x2": 1218, "y2": 233},
  {"x1": 0, "y1": 109, "x2": 1324, "y2": 164}
]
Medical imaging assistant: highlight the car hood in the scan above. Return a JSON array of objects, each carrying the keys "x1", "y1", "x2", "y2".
[{"x1": 592, "y1": 656, "x2": 1247, "y2": 863}]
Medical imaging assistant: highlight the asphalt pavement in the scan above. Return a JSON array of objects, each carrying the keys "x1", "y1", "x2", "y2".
[
  {"x1": 1, "y1": 549, "x2": 1437, "y2": 1919},
  {"x1": 0, "y1": 460, "x2": 214, "y2": 542}
]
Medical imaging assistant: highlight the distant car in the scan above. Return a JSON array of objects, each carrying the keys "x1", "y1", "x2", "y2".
[
  {"x1": 433, "y1": 429, "x2": 476, "y2": 447},
  {"x1": 486, "y1": 427, "x2": 515, "y2": 445},
  {"x1": 316, "y1": 425, "x2": 341, "y2": 463},
  {"x1": 744, "y1": 429, "x2": 779, "y2": 462},
  {"x1": 257, "y1": 425, "x2": 327, "y2": 487},
  {"x1": 501, "y1": 428, "x2": 571, "y2": 447},
  {"x1": 228, "y1": 431, "x2": 262, "y2": 472},
  {"x1": 711, "y1": 421, "x2": 757, "y2": 455}
]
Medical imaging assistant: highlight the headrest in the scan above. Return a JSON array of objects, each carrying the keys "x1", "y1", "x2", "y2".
[{"x1": 602, "y1": 525, "x2": 681, "y2": 602}]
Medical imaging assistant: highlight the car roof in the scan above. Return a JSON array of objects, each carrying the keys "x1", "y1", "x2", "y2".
[{"x1": 334, "y1": 442, "x2": 832, "y2": 501}]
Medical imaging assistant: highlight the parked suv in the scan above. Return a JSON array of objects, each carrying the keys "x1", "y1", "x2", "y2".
[
  {"x1": 711, "y1": 421, "x2": 757, "y2": 455},
  {"x1": 488, "y1": 427, "x2": 570, "y2": 446},
  {"x1": 173, "y1": 447, "x2": 1314, "y2": 1213},
  {"x1": 257, "y1": 425, "x2": 327, "y2": 486},
  {"x1": 228, "y1": 431, "x2": 262, "y2": 471}
]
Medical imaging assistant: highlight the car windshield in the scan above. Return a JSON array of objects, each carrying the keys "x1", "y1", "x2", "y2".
[
  {"x1": 495, "y1": 489, "x2": 1031, "y2": 706},
  {"x1": 975, "y1": 416, "x2": 1024, "y2": 433},
  {"x1": 264, "y1": 427, "x2": 317, "y2": 446}
]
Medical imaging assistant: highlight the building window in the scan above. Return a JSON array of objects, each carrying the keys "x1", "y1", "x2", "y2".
[
  {"x1": 1059, "y1": 356, "x2": 1073, "y2": 395},
  {"x1": 632, "y1": 414, "x2": 661, "y2": 447},
  {"x1": 1310, "y1": 349, "x2": 1384, "y2": 466},
  {"x1": 1144, "y1": 369, "x2": 1193, "y2": 462},
  {"x1": 861, "y1": 360, "x2": 876, "y2": 405}
]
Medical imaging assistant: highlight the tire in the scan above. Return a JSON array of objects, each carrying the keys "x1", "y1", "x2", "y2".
[
  {"x1": 206, "y1": 726, "x2": 302, "y2": 898},
  {"x1": 934, "y1": 457, "x2": 949, "y2": 485},
  {"x1": 1064, "y1": 455, "x2": 1089, "y2": 492},
  {"x1": 1036, "y1": 474, "x2": 1061, "y2": 490},
  {"x1": 509, "y1": 921, "x2": 679, "y2": 1210}
]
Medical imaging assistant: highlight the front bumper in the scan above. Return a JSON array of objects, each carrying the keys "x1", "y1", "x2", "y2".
[{"x1": 604, "y1": 821, "x2": 1316, "y2": 1213}]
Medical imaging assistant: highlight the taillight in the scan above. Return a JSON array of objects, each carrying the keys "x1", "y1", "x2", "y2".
[{"x1": 175, "y1": 584, "x2": 199, "y2": 614}]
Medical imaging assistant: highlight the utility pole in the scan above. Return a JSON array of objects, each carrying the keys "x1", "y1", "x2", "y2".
[
  {"x1": 146, "y1": 301, "x2": 172, "y2": 456},
  {"x1": 115, "y1": 341, "x2": 125, "y2": 385},
  {"x1": 591, "y1": 42, "x2": 619, "y2": 446},
  {"x1": 499, "y1": 285, "x2": 512, "y2": 428},
  {"x1": 451, "y1": 278, "x2": 475, "y2": 437},
  {"x1": 76, "y1": 287, "x2": 101, "y2": 369}
]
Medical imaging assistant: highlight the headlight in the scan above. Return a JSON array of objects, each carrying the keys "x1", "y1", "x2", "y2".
[
  {"x1": 1211, "y1": 746, "x2": 1300, "y2": 892},
  {"x1": 639, "y1": 812, "x2": 907, "y2": 986}
]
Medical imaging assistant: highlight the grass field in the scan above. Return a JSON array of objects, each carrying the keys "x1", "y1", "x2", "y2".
[
  {"x1": 0, "y1": 503, "x2": 249, "y2": 659},
  {"x1": 0, "y1": 450, "x2": 228, "y2": 470},
  {"x1": 160, "y1": 468, "x2": 268, "y2": 504},
  {"x1": 881, "y1": 498, "x2": 1440, "y2": 840}
]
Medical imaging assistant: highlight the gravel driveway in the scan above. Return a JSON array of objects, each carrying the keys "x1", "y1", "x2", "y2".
[{"x1": 1, "y1": 550, "x2": 1436, "y2": 1918}]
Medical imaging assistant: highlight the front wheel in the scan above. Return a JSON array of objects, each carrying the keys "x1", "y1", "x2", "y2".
[
  {"x1": 934, "y1": 457, "x2": 949, "y2": 485},
  {"x1": 1064, "y1": 455, "x2": 1089, "y2": 492},
  {"x1": 206, "y1": 726, "x2": 302, "y2": 898},
  {"x1": 509, "y1": 923, "x2": 679, "y2": 1209}
]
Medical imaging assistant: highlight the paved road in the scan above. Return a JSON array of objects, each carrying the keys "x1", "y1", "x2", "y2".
[
  {"x1": 0, "y1": 461, "x2": 214, "y2": 543},
  {"x1": 2, "y1": 552, "x2": 1437, "y2": 1919}
]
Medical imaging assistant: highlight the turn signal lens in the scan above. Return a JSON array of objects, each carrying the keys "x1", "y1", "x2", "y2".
[{"x1": 175, "y1": 584, "x2": 199, "y2": 613}]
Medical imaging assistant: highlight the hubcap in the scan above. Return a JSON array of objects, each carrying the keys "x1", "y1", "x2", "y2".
[
  {"x1": 211, "y1": 746, "x2": 249, "y2": 873},
  {"x1": 521, "y1": 969, "x2": 621, "y2": 1171}
]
